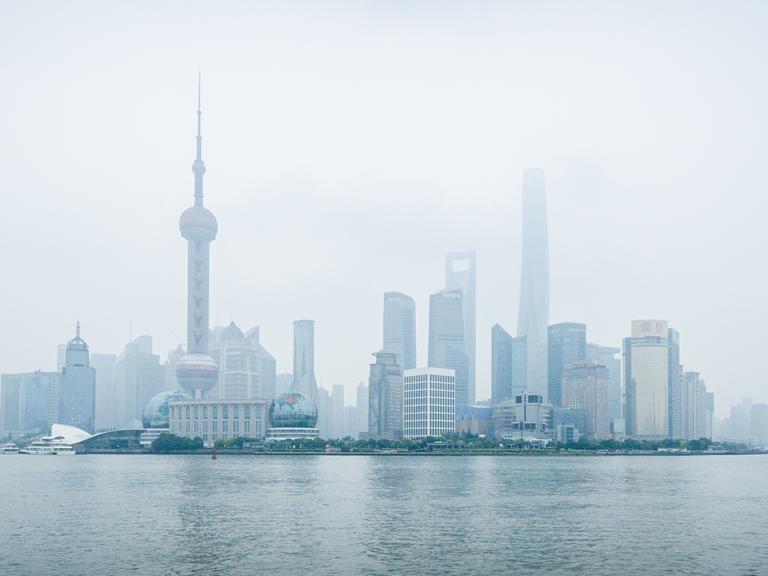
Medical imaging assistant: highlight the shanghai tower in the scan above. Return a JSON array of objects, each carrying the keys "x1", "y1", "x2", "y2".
[
  {"x1": 516, "y1": 168, "x2": 549, "y2": 398},
  {"x1": 175, "y1": 79, "x2": 219, "y2": 399}
]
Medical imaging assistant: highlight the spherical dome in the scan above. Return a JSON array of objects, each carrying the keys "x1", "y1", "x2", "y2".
[
  {"x1": 269, "y1": 392, "x2": 318, "y2": 429},
  {"x1": 142, "y1": 390, "x2": 192, "y2": 428},
  {"x1": 176, "y1": 353, "x2": 219, "y2": 395},
  {"x1": 179, "y1": 206, "x2": 218, "y2": 241}
]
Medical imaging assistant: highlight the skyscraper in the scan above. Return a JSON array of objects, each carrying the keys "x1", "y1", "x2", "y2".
[
  {"x1": 91, "y1": 352, "x2": 116, "y2": 431},
  {"x1": 1, "y1": 371, "x2": 58, "y2": 435},
  {"x1": 367, "y1": 351, "x2": 403, "y2": 440},
  {"x1": 586, "y1": 343, "x2": 622, "y2": 422},
  {"x1": 624, "y1": 320, "x2": 669, "y2": 439},
  {"x1": 331, "y1": 384, "x2": 345, "y2": 439},
  {"x1": 562, "y1": 360, "x2": 611, "y2": 439},
  {"x1": 382, "y1": 292, "x2": 416, "y2": 372},
  {"x1": 445, "y1": 251, "x2": 476, "y2": 404},
  {"x1": 292, "y1": 319, "x2": 318, "y2": 402},
  {"x1": 175, "y1": 79, "x2": 219, "y2": 400},
  {"x1": 547, "y1": 323, "x2": 587, "y2": 407},
  {"x1": 517, "y1": 168, "x2": 549, "y2": 398},
  {"x1": 667, "y1": 328, "x2": 682, "y2": 439},
  {"x1": 58, "y1": 323, "x2": 96, "y2": 432},
  {"x1": 428, "y1": 289, "x2": 469, "y2": 407},
  {"x1": 112, "y1": 335, "x2": 165, "y2": 427},
  {"x1": 491, "y1": 323, "x2": 526, "y2": 405},
  {"x1": 209, "y1": 322, "x2": 276, "y2": 400}
]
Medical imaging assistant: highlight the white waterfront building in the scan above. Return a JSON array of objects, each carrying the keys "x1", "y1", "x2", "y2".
[
  {"x1": 402, "y1": 368, "x2": 455, "y2": 439},
  {"x1": 169, "y1": 399, "x2": 268, "y2": 446}
]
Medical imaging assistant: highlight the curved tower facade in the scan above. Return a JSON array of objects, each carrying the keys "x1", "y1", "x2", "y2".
[
  {"x1": 516, "y1": 168, "x2": 549, "y2": 399},
  {"x1": 176, "y1": 81, "x2": 219, "y2": 399}
]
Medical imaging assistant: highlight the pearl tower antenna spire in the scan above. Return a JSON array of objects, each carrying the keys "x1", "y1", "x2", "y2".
[
  {"x1": 193, "y1": 72, "x2": 206, "y2": 207},
  {"x1": 177, "y1": 74, "x2": 219, "y2": 399}
]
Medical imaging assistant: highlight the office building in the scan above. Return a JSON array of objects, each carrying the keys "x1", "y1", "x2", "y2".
[
  {"x1": 367, "y1": 351, "x2": 403, "y2": 440},
  {"x1": 586, "y1": 343, "x2": 622, "y2": 421},
  {"x1": 331, "y1": 384, "x2": 345, "y2": 438},
  {"x1": 383, "y1": 292, "x2": 416, "y2": 371},
  {"x1": 428, "y1": 289, "x2": 469, "y2": 407},
  {"x1": 492, "y1": 391, "x2": 552, "y2": 439},
  {"x1": 1, "y1": 371, "x2": 59, "y2": 435},
  {"x1": 112, "y1": 335, "x2": 165, "y2": 427},
  {"x1": 209, "y1": 322, "x2": 276, "y2": 400},
  {"x1": 445, "y1": 251, "x2": 477, "y2": 404},
  {"x1": 562, "y1": 360, "x2": 611, "y2": 439},
  {"x1": 517, "y1": 168, "x2": 549, "y2": 398},
  {"x1": 402, "y1": 367, "x2": 455, "y2": 439},
  {"x1": 58, "y1": 323, "x2": 96, "y2": 433},
  {"x1": 292, "y1": 319, "x2": 318, "y2": 402},
  {"x1": 91, "y1": 353, "x2": 116, "y2": 431},
  {"x1": 491, "y1": 324, "x2": 526, "y2": 405},
  {"x1": 667, "y1": 329, "x2": 683, "y2": 439},
  {"x1": 624, "y1": 320, "x2": 669, "y2": 439},
  {"x1": 547, "y1": 322, "x2": 586, "y2": 407}
]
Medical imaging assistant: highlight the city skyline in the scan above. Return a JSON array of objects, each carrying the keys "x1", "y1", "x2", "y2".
[{"x1": 2, "y1": 2, "x2": 767, "y2": 415}]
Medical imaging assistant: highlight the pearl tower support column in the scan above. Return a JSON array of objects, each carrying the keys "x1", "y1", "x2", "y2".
[{"x1": 176, "y1": 77, "x2": 219, "y2": 400}]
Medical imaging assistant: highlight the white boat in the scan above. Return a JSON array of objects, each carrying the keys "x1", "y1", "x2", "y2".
[
  {"x1": 1, "y1": 442, "x2": 19, "y2": 454},
  {"x1": 19, "y1": 436, "x2": 75, "y2": 456}
]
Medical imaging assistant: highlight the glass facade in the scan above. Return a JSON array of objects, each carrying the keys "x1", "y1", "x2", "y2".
[{"x1": 268, "y1": 392, "x2": 318, "y2": 429}]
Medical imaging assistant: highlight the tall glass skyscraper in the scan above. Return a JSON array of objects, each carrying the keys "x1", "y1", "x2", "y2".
[
  {"x1": 586, "y1": 343, "x2": 622, "y2": 421},
  {"x1": 428, "y1": 289, "x2": 469, "y2": 407},
  {"x1": 491, "y1": 323, "x2": 526, "y2": 405},
  {"x1": 445, "y1": 251, "x2": 476, "y2": 404},
  {"x1": 667, "y1": 328, "x2": 682, "y2": 439},
  {"x1": 368, "y1": 351, "x2": 403, "y2": 440},
  {"x1": 292, "y1": 319, "x2": 318, "y2": 402},
  {"x1": 517, "y1": 168, "x2": 549, "y2": 398},
  {"x1": 382, "y1": 292, "x2": 416, "y2": 371},
  {"x1": 58, "y1": 323, "x2": 96, "y2": 433},
  {"x1": 547, "y1": 322, "x2": 587, "y2": 407},
  {"x1": 624, "y1": 320, "x2": 669, "y2": 438}
]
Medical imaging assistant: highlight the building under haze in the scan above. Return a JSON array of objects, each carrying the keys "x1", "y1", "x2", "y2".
[
  {"x1": 209, "y1": 322, "x2": 276, "y2": 401},
  {"x1": 491, "y1": 324, "x2": 526, "y2": 405},
  {"x1": 292, "y1": 319, "x2": 319, "y2": 402},
  {"x1": 428, "y1": 289, "x2": 469, "y2": 407},
  {"x1": 403, "y1": 367, "x2": 455, "y2": 439},
  {"x1": 624, "y1": 320, "x2": 669, "y2": 439},
  {"x1": 382, "y1": 292, "x2": 416, "y2": 372},
  {"x1": 517, "y1": 169, "x2": 549, "y2": 398},
  {"x1": 547, "y1": 322, "x2": 586, "y2": 407},
  {"x1": 586, "y1": 343, "x2": 622, "y2": 423},
  {"x1": 562, "y1": 361, "x2": 611, "y2": 439},
  {"x1": 1, "y1": 371, "x2": 59, "y2": 436},
  {"x1": 367, "y1": 351, "x2": 403, "y2": 440},
  {"x1": 112, "y1": 335, "x2": 166, "y2": 428},
  {"x1": 57, "y1": 323, "x2": 96, "y2": 433},
  {"x1": 174, "y1": 81, "x2": 219, "y2": 401},
  {"x1": 667, "y1": 328, "x2": 683, "y2": 439},
  {"x1": 91, "y1": 352, "x2": 116, "y2": 431},
  {"x1": 445, "y1": 251, "x2": 476, "y2": 405}
]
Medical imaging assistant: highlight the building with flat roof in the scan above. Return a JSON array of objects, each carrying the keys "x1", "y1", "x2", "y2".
[
  {"x1": 169, "y1": 398, "x2": 268, "y2": 446},
  {"x1": 403, "y1": 368, "x2": 455, "y2": 439}
]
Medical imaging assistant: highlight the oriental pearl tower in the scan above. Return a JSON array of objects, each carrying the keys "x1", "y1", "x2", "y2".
[{"x1": 176, "y1": 78, "x2": 219, "y2": 399}]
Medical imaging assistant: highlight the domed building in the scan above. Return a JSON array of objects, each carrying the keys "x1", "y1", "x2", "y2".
[
  {"x1": 266, "y1": 391, "x2": 320, "y2": 441},
  {"x1": 142, "y1": 390, "x2": 192, "y2": 429}
]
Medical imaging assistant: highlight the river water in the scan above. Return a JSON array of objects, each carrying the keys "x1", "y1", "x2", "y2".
[{"x1": 1, "y1": 454, "x2": 766, "y2": 575}]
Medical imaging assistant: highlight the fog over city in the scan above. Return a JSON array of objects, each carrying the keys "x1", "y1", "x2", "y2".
[{"x1": 1, "y1": 1, "x2": 766, "y2": 416}]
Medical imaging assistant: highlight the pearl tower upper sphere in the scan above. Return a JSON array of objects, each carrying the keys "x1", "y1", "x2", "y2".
[{"x1": 179, "y1": 205, "x2": 217, "y2": 242}]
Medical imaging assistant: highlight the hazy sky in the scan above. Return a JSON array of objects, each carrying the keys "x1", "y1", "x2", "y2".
[{"x1": 1, "y1": 1, "x2": 766, "y2": 416}]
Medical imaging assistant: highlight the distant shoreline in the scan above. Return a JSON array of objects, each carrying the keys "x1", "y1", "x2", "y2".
[{"x1": 62, "y1": 449, "x2": 760, "y2": 457}]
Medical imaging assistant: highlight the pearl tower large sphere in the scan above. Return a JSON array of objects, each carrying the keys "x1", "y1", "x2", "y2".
[
  {"x1": 176, "y1": 354, "x2": 218, "y2": 397},
  {"x1": 179, "y1": 205, "x2": 218, "y2": 241}
]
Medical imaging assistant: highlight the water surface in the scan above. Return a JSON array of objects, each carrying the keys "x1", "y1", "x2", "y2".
[{"x1": 1, "y1": 455, "x2": 766, "y2": 575}]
